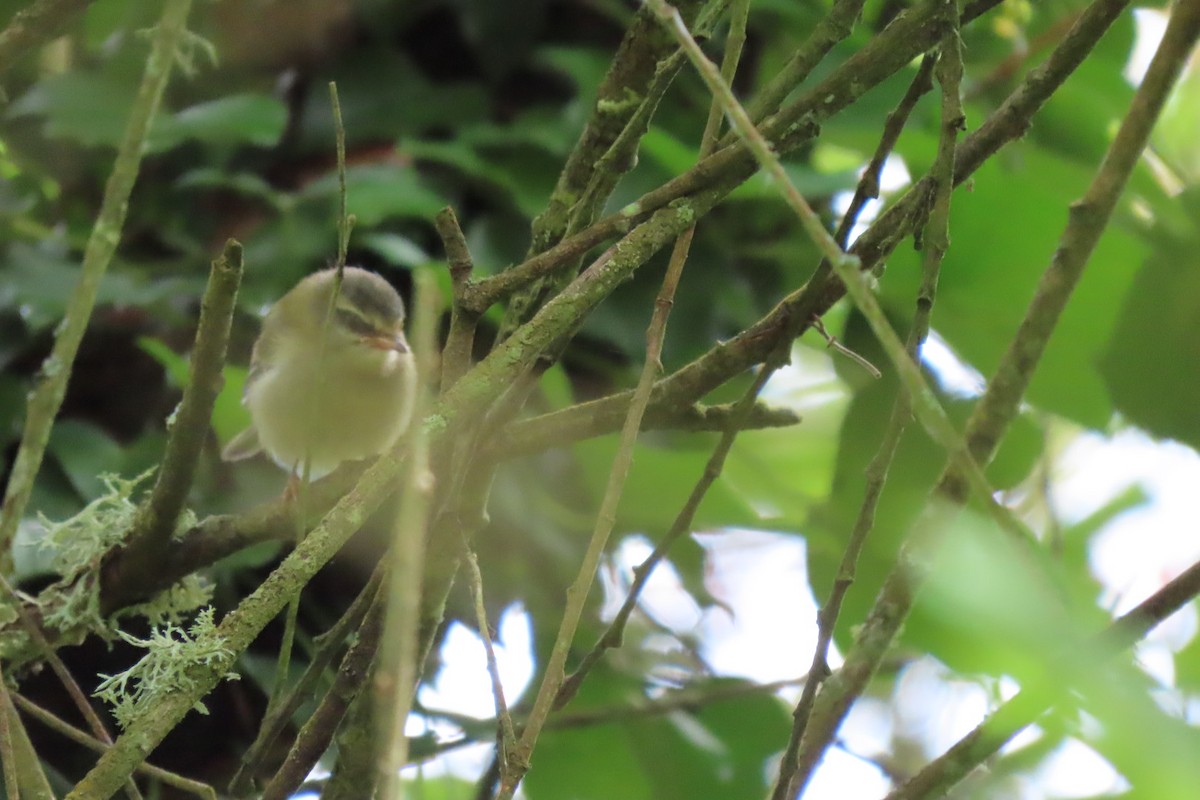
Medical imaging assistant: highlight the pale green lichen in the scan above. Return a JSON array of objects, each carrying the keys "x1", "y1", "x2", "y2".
[
  {"x1": 670, "y1": 200, "x2": 696, "y2": 225},
  {"x1": 93, "y1": 607, "x2": 238, "y2": 730},
  {"x1": 25, "y1": 471, "x2": 211, "y2": 652},
  {"x1": 40, "y1": 471, "x2": 153, "y2": 573},
  {"x1": 596, "y1": 88, "x2": 642, "y2": 116},
  {"x1": 421, "y1": 414, "x2": 449, "y2": 437}
]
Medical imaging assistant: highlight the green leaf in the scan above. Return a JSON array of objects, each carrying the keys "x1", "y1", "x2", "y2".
[
  {"x1": 149, "y1": 93, "x2": 287, "y2": 152},
  {"x1": 527, "y1": 666, "x2": 788, "y2": 800},
  {"x1": 907, "y1": 509, "x2": 1104, "y2": 679},
  {"x1": 175, "y1": 168, "x2": 288, "y2": 208},
  {"x1": 357, "y1": 232, "x2": 430, "y2": 269},
  {"x1": 879, "y1": 144, "x2": 1147, "y2": 428},
  {"x1": 47, "y1": 419, "x2": 124, "y2": 500},
  {"x1": 299, "y1": 163, "x2": 445, "y2": 226},
  {"x1": 1100, "y1": 227, "x2": 1200, "y2": 448},
  {"x1": 407, "y1": 138, "x2": 556, "y2": 218},
  {"x1": 573, "y1": 435, "x2": 760, "y2": 535},
  {"x1": 138, "y1": 337, "x2": 249, "y2": 444},
  {"x1": 8, "y1": 72, "x2": 137, "y2": 148}
]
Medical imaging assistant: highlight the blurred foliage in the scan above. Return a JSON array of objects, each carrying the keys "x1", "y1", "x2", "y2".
[{"x1": 1, "y1": 0, "x2": 1199, "y2": 798}]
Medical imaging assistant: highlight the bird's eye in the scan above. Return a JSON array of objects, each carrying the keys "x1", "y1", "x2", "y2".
[{"x1": 335, "y1": 307, "x2": 376, "y2": 337}]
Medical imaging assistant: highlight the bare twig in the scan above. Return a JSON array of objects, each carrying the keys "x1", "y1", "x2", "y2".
[
  {"x1": 331, "y1": 82, "x2": 355, "y2": 267},
  {"x1": 889, "y1": 551, "x2": 1200, "y2": 800},
  {"x1": 744, "y1": 0, "x2": 867, "y2": 122},
  {"x1": 269, "y1": 80, "x2": 354, "y2": 720},
  {"x1": 14, "y1": 694, "x2": 216, "y2": 799},
  {"x1": 0, "y1": 677, "x2": 53, "y2": 800},
  {"x1": 259, "y1": 598, "x2": 387, "y2": 800},
  {"x1": 499, "y1": 5, "x2": 753, "y2": 792},
  {"x1": 489, "y1": 396, "x2": 798, "y2": 460},
  {"x1": 0, "y1": 667, "x2": 19, "y2": 800},
  {"x1": 0, "y1": 574, "x2": 142, "y2": 800},
  {"x1": 229, "y1": 565, "x2": 385, "y2": 794},
  {"x1": 118, "y1": 240, "x2": 242, "y2": 582},
  {"x1": 378, "y1": 269, "x2": 441, "y2": 800},
  {"x1": 461, "y1": 538, "x2": 517, "y2": 776},
  {"x1": 777, "y1": 3, "x2": 965, "y2": 792},
  {"x1": 834, "y1": 53, "x2": 938, "y2": 248},
  {"x1": 556, "y1": 357, "x2": 778, "y2": 711},
  {"x1": 437, "y1": 206, "x2": 478, "y2": 393},
  {"x1": 556, "y1": 0, "x2": 755, "y2": 707},
  {"x1": 425, "y1": 676, "x2": 806, "y2": 763},
  {"x1": 790, "y1": 0, "x2": 1198, "y2": 791},
  {"x1": 809, "y1": 316, "x2": 882, "y2": 379}
]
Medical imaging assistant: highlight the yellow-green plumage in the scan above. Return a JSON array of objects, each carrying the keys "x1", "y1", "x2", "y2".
[{"x1": 222, "y1": 267, "x2": 416, "y2": 479}]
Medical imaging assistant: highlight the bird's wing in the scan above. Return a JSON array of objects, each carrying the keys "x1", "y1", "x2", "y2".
[
  {"x1": 242, "y1": 312, "x2": 283, "y2": 402},
  {"x1": 221, "y1": 426, "x2": 263, "y2": 461}
]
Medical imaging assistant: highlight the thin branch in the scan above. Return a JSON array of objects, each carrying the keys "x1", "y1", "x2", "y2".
[
  {"x1": 777, "y1": 2, "x2": 965, "y2": 793},
  {"x1": 0, "y1": 678, "x2": 53, "y2": 800},
  {"x1": 13, "y1": 694, "x2": 216, "y2": 799},
  {"x1": 554, "y1": 676, "x2": 803, "y2": 731},
  {"x1": 228, "y1": 565, "x2": 385, "y2": 795},
  {"x1": 649, "y1": 0, "x2": 1017, "y2": 538},
  {"x1": 835, "y1": 54, "x2": 938, "y2": 248},
  {"x1": 555, "y1": 357, "x2": 778, "y2": 711},
  {"x1": 889, "y1": 552, "x2": 1200, "y2": 800},
  {"x1": 0, "y1": 667, "x2": 19, "y2": 800},
  {"x1": 119, "y1": 240, "x2": 242, "y2": 578},
  {"x1": 259, "y1": 598, "x2": 387, "y2": 800},
  {"x1": 0, "y1": 0, "x2": 195, "y2": 572},
  {"x1": 790, "y1": 0, "x2": 1198, "y2": 791},
  {"x1": 0, "y1": 574, "x2": 142, "y2": 800},
  {"x1": 267, "y1": 81, "x2": 354, "y2": 721},
  {"x1": 956, "y1": 0, "x2": 1198, "y2": 474},
  {"x1": 437, "y1": 206, "x2": 478, "y2": 393},
  {"x1": 523, "y1": 0, "x2": 708, "y2": 258},
  {"x1": 559, "y1": 0, "x2": 754, "y2": 710},
  {"x1": 743, "y1": 0, "x2": 867, "y2": 123},
  {"x1": 490, "y1": 399, "x2": 798, "y2": 460},
  {"x1": 424, "y1": 676, "x2": 805, "y2": 763},
  {"x1": 809, "y1": 316, "x2": 882, "y2": 380},
  {"x1": 652, "y1": 0, "x2": 855, "y2": 267},
  {"x1": 330, "y1": 82, "x2": 354, "y2": 268},
  {"x1": 500, "y1": 5, "x2": 752, "y2": 791},
  {"x1": 461, "y1": 538, "x2": 517, "y2": 777},
  {"x1": 378, "y1": 269, "x2": 441, "y2": 800}
]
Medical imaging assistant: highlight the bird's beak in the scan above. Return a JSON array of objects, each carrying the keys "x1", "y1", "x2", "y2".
[{"x1": 364, "y1": 333, "x2": 409, "y2": 353}]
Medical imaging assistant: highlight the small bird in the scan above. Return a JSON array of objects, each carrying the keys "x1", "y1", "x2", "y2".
[{"x1": 222, "y1": 267, "x2": 417, "y2": 480}]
